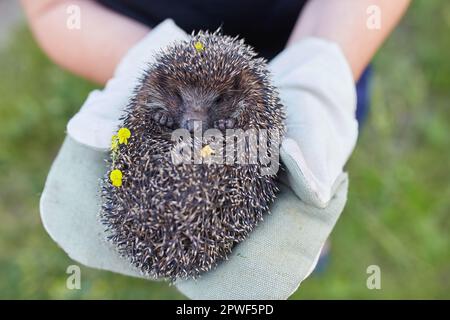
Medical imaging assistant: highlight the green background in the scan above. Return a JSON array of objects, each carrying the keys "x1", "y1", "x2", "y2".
[{"x1": 0, "y1": 0, "x2": 448, "y2": 299}]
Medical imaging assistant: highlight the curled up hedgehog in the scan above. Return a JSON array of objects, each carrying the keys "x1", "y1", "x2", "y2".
[{"x1": 101, "y1": 30, "x2": 286, "y2": 280}]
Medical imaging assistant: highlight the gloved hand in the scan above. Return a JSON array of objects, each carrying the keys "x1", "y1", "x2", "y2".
[
  {"x1": 274, "y1": 38, "x2": 358, "y2": 208},
  {"x1": 175, "y1": 37, "x2": 358, "y2": 299},
  {"x1": 40, "y1": 26, "x2": 358, "y2": 299}
]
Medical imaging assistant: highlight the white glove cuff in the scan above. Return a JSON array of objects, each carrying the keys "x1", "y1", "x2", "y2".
[
  {"x1": 67, "y1": 19, "x2": 189, "y2": 150},
  {"x1": 271, "y1": 37, "x2": 358, "y2": 207}
]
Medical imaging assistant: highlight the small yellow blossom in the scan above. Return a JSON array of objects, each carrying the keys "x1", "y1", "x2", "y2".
[
  {"x1": 194, "y1": 41, "x2": 205, "y2": 52},
  {"x1": 110, "y1": 169, "x2": 123, "y2": 187},
  {"x1": 200, "y1": 145, "x2": 215, "y2": 158},
  {"x1": 118, "y1": 128, "x2": 131, "y2": 145}
]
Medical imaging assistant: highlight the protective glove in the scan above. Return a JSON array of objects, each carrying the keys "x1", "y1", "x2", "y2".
[
  {"x1": 175, "y1": 37, "x2": 358, "y2": 299},
  {"x1": 40, "y1": 30, "x2": 358, "y2": 299},
  {"x1": 274, "y1": 38, "x2": 358, "y2": 208}
]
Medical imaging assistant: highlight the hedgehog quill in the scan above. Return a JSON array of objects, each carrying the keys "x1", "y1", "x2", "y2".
[{"x1": 101, "y1": 31, "x2": 285, "y2": 280}]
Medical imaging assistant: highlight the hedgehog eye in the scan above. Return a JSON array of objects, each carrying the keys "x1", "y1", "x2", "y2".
[
  {"x1": 172, "y1": 91, "x2": 184, "y2": 107},
  {"x1": 214, "y1": 95, "x2": 224, "y2": 104}
]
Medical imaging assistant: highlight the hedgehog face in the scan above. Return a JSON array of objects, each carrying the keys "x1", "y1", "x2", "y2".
[
  {"x1": 177, "y1": 79, "x2": 249, "y2": 132},
  {"x1": 140, "y1": 72, "x2": 250, "y2": 133},
  {"x1": 133, "y1": 34, "x2": 273, "y2": 134},
  {"x1": 175, "y1": 86, "x2": 229, "y2": 132}
]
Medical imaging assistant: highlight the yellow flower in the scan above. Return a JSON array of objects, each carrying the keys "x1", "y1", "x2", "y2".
[
  {"x1": 111, "y1": 134, "x2": 119, "y2": 151},
  {"x1": 194, "y1": 41, "x2": 205, "y2": 52},
  {"x1": 110, "y1": 169, "x2": 123, "y2": 187},
  {"x1": 200, "y1": 144, "x2": 215, "y2": 158},
  {"x1": 118, "y1": 127, "x2": 131, "y2": 145}
]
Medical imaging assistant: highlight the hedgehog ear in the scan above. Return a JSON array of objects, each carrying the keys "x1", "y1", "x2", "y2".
[
  {"x1": 232, "y1": 76, "x2": 243, "y2": 91},
  {"x1": 233, "y1": 69, "x2": 252, "y2": 91}
]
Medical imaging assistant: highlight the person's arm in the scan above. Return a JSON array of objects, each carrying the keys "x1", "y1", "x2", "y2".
[
  {"x1": 20, "y1": 0, "x2": 150, "y2": 84},
  {"x1": 288, "y1": 0, "x2": 410, "y2": 80}
]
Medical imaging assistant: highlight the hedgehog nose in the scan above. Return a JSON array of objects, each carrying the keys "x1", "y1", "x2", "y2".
[{"x1": 184, "y1": 119, "x2": 207, "y2": 133}]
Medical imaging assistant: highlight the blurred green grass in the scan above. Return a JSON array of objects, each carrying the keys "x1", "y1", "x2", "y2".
[{"x1": 0, "y1": 1, "x2": 449, "y2": 299}]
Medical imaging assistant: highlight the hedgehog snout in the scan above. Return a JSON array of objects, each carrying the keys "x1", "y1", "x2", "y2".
[
  {"x1": 180, "y1": 114, "x2": 209, "y2": 133},
  {"x1": 181, "y1": 118, "x2": 208, "y2": 133}
]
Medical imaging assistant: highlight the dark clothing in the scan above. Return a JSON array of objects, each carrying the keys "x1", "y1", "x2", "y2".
[
  {"x1": 355, "y1": 66, "x2": 372, "y2": 124},
  {"x1": 97, "y1": 0, "x2": 370, "y2": 125},
  {"x1": 97, "y1": 0, "x2": 307, "y2": 60}
]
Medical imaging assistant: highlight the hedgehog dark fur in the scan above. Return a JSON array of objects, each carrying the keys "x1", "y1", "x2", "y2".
[{"x1": 101, "y1": 30, "x2": 285, "y2": 280}]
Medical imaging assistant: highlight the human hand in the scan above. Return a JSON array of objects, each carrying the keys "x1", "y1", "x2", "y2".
[{"x1": 40, "y1": 32, "x2": 357, "y2": 300}]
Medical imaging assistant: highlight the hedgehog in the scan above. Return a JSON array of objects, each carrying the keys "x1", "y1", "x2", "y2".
[{"x1": 100, "y1": 30, "x2": 285, "y2": 280}]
